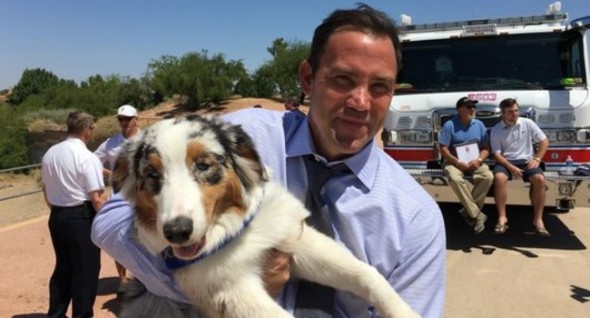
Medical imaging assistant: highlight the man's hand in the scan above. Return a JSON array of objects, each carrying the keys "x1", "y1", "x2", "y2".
[
  {"x1": 262, "y1": 249, "x2": 292, "y2": 298},
  {"x1": 455, "y1": 161, "x2": 471, "y2": 172},
  {"x1": 508, "y1": 164, "x2": 524, "y2": 179},
  {"x1": 467, "y1": 159, "x2": 482, "y2": 171},
  {"x1": 527, "y1": 158, "x2": 540, "y2": 170}
]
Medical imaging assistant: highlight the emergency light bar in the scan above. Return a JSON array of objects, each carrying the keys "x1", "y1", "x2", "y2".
[{"x1": 399, "y1": 13, "x2": 568, "y2": 34}]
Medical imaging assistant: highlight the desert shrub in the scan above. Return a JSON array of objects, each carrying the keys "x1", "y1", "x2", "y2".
[{"x1": 21, "y1": 108, "x2": 76, "y2": 125}]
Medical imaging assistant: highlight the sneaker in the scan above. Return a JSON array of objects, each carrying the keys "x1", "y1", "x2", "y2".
[
  {"x1": 458, "y1": 208, "x2": 475, "y2": 227},
  {"x1": 473, "y1": 213, "x2": 488, "y2": 234}
]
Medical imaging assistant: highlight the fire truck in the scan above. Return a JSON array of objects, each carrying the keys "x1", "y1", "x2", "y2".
[{"x1": 382, "y1": 3, "x2": 590, "y2": 210}]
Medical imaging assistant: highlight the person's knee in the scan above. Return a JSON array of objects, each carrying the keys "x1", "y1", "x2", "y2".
[
  {"x1": 444, "y1": 165, "x2": 462, "y2": 181},
  {"x1": 530, "y1": 174, "x2": 545, "y2": 188},
  {"x1": 494, "y1": 173, "x2": 508, "y2": 185}
]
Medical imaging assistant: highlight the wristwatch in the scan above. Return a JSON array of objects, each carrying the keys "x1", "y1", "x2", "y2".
[
  {"x1": 533, "y1": 157, "x2": 541, "y2": 162},
  {"x1": 477, "y1": 158, "x2": 483, "y2": 163}
]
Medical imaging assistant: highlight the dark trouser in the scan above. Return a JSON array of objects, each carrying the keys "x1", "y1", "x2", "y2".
[{"x1": 47, "y1": 202, "x2": 101, "y2": 318}]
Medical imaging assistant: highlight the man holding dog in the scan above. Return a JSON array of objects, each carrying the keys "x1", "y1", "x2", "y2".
[
  {"x1": 92, "y1": 4, "x2": 446, "y2": 317},
  {"x1": 42, "y1": 111, "x2": 106, "y2": 318}
]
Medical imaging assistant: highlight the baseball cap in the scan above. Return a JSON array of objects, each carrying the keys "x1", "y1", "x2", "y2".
[
  {"x1": 456, "y1": 97, "x2": 478, "y2": 108},
  {"x1": 117, "y1": 105, "x2": 137, "y2": 117}
]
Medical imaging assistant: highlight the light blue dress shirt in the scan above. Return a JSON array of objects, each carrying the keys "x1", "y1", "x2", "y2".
[{"x1": 91, "y1": 108, "x2": 446, "y2": 318}]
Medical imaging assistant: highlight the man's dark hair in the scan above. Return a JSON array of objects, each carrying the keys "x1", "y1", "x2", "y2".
[
  {"x1": 499, "y1": 98, "x2": 519, "y2": 111},
  {"x1": 66, "y1": 111, "x2": 95, "y2": 135},
  {"x1": 307, "y1": 3, "x2": 402, "y2": 76}
]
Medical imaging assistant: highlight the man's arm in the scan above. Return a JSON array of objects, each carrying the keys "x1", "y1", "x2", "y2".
[
  {"x1": 468, "y1": 144, "x2": 489, "y2": 170},
  {"x1": 93, "y1": 140, "x2": 108, "y2": 164},
  {"x1": 390, "y1": 199, "x2": 446, "y2": 318},
  {"x1": 528, "y1": 138, "x2": 549, "y2": 170},
  {"x1": 41, "y1": 184, "x2": 49, "y2": 208},
  {"x1": 89, "y1": 189, "x2": 107, "y2": 212},
  {"x1": 93, "y1": 140, "x2": 112, "y2": 181}
]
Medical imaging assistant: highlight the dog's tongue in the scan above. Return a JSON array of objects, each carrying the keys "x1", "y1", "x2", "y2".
[{"x1": 173, "y1": 239, "x2": 205, "y2": 259}]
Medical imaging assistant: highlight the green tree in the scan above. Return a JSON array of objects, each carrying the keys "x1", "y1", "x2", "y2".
[
  {"x1": 118, "y1": 76, "x2": 154, "y2": 110},
  {"x1": 0, "y1": 104, "x2": 28, "y2": 168},
  {"x1": 149, "y1": 51, "x2": 247, "y2": 110},
  {"x1": 147, "y1": 55, "x2": 181, "y2": 102},
  {"x1": 252, "y1": 65, "x2": 276, "y2": 98},
  {"x1": 262, "y1": 38, "x2": 310, "y2": 98},
  {"x1": 8, "y1": 68, "x2": 60, "y2": 105},
  {"x1": 233, "y1": 75, "x2": 257, "y2": 97}
]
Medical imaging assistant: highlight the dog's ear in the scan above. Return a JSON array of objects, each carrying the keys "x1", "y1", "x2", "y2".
[
  {"x1": 111, "y1": 154, "x2": 129, "y2": 194},
  {"x1": 111, "y1": 137, "x2": 141, "y2": 202},
  {"x1": 226, "y1": 124, "x2": 268, "y2": 190}
]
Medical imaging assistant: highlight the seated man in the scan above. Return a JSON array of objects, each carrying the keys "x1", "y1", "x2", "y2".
[
  {"x1": 489, "y1": 98, "x2": 550, "y2": 236},
  {"x1": 438, "y1": 97, "x2": 493, "y2": 234}
]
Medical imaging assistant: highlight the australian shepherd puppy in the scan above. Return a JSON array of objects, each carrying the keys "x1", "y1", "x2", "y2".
[{"x1": 112, "y1": 115, "x2": 418, "y2": 318}]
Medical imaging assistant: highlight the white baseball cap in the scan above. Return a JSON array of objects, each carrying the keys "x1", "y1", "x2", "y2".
[{"x1": 117, "y1": 105, "x2": 138, "y2": 117}]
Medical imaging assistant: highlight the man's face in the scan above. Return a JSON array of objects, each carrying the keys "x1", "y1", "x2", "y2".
[
  {"x1": 300, "y1": 30, "x2": 397, "y2": 161},
  {"x1": 83, "y1": 123, "x2": 95, "y2": 143},
  {"x1": 502, "y1": 104, "x2": 520, "y2": 127},
  {"x1": 457, "y1": 103, "x2": 476, "y2": 121},
  {"x1": 118, "y1": 116, "x2": 138, "y2": 137}
]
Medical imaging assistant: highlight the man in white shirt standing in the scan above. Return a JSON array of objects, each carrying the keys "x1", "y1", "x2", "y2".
[
  {"x1": 94, "y1": 104, "x2": 140, "y2": 181},
  {"x1": 490, "y1": 98, "x2": 550, "y2": 236},
  {"x1": 42, "y1": 111, "x2": 106, "y2": 318},
  {"x1": 94, "y1": 104, "x2": 140, "y2": 284}
]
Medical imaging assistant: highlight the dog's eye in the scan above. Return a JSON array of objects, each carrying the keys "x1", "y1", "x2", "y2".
[
  {"x1": 147, "y1": 169, "x2": 160, "y2": 180},
  {"x1": 196, "y1": 162, "x2": 210, "y2": 171}
]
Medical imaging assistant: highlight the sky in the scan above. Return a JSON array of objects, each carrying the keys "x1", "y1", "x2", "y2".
[{"x1": 1, "y1": 0, "x2": 589, "y2": 90}]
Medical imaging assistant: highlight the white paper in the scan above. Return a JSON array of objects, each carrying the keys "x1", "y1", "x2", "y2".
[{"x1": 455, "y1": 142, "x2": 479, "y2": 163}]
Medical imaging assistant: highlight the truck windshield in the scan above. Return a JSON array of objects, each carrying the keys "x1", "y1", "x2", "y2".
[{"x1": 396, "y1": 31, "x2": 586, "y2": 94}]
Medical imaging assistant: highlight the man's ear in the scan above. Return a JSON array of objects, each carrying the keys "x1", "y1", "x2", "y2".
[{"x1": 298, "y1": 59, "x2": 313, "y2": 96}]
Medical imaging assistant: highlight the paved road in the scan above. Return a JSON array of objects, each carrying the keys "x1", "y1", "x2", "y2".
[{"x1": 1, "y1": 203, "x2": 589, "y2": 317}]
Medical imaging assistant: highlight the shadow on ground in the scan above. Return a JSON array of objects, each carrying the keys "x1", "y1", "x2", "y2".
[
  {"x1": 441, "y1": 202, "x2": 586, "y2": 257},
  {"x1": 570, "y1": 285, "x2": 590, "y2": 303},
  {"x1": 11, "y1": 277, "x2": 121, "y2": 318},
  {"x1": 98, "y1": 276, "x2": 121, "y2": 316}
]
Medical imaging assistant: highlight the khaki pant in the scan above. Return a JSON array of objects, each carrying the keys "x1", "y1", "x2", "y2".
[{"x1": 444, "y1": 163, "x2": 494, "y2": 219}]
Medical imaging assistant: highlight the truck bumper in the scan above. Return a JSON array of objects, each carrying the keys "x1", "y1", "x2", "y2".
[{"x1": 407, "y1": 169, "x2": 590, "y2": 211}]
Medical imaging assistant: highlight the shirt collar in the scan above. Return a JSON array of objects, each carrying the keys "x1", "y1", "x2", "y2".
[
  {"x1": 503, "y1": 117, "x2": 522, "y2": 129},
  {"x1": 453, "y1": 116, "x2": 474, "y2": 128},
  {"x1": 66, "y1": 136, "x2": 86, "y2": 146},
  {"x1": 285, "y1": 117, "x2": 376, "y2": 189}
]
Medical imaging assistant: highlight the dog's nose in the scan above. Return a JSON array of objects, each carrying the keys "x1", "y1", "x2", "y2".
[{"x1": 163, "y1": 216, "x2": 193, "y2": 244}]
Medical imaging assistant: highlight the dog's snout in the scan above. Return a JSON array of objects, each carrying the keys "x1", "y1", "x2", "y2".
[{"x1": 163, "y1": 217, "x2": 193, "y2": 244}]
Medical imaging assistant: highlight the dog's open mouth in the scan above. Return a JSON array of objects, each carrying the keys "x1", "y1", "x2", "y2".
[{"x1": 172, "y1": 237, "x2": 206, "y2": 260}]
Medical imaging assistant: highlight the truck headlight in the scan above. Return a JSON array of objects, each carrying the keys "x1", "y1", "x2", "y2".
[
  {"x1": 399, "y1": 130, "x2": 432, "y2": 144},
  {"x1": 545, "y1": 129, "x2": 576, "y2": 144}
]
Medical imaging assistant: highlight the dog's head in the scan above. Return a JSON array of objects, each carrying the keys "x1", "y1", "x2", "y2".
[{"x1": 113, "y1": 115, "x2": 268, "y2": 259}]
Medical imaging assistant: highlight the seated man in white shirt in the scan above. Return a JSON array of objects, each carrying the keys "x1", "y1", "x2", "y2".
[{"x1": 489, "y1": 98, "x2": 550, "y2": 236}]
